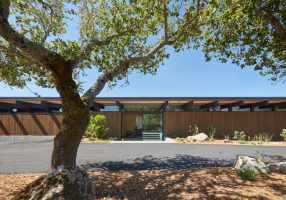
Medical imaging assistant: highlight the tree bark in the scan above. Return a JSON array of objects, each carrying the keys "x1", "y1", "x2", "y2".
[{"x1": 51, "y1": 68, "x2": 90, "y2": 169}]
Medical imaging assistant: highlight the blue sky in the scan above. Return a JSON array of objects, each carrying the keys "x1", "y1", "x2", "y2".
[
  {"x1": 0, "y1": 47, "x2": 285, "y2": 97},
  {"x1": 2, "y1": 4, "x2": 285, "y2": 98}
]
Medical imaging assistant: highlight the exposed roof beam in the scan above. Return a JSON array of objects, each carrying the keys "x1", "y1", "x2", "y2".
[
  {"x1": 116, "y1": 101, "x2": 124, "y2": 110},
  {"x1": 41, "y1": 100, "x2": 61, "y2": 108},
  {"x1": 16, "y1": 100, "x2": 41, "y2": 106},
  {"x1": 220, "y1": 101, "x2": 244, "y2": 109},
  {"x1": 93, "y1": 102, "x2": 104, "y2": 109},
  {"x1": 0, "y1": 101, "x2": 16, "y2": 107},
  {"x1": 16, "y1": 101, "x2": 49, "y2": 111},
  {"x1": 269, "y1": 101, "x2": 286, "y2": 108},
  {"x1": 240, "y1": 101, "x2": 269, "y2": 109},
  {"x1": 181, "y1": 101, "x2": 193, "y2": 109},
  {"x1": 200, "y1": 101, "x2": 219, "y2": 109},
  {"x1": 159, "y1": 101, "x2": 168, "y2": 111}
]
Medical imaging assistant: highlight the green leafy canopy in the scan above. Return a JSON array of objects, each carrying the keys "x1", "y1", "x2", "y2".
[
  {"x1": 0, "y1": 0, "x2": 208, "y2": 93},
  {"x1": 202, "y1": 0, "x2": 286, "y2": 82}
]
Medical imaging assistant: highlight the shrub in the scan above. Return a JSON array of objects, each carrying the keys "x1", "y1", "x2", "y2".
[
  {"x1": 253, "y1": 132, "x2": 273, "y2": 144},
  {"x1": 281, "y1": 129, "x2": 286, "y2": 142},
  {"x1": 175, "y1": 137, "x2": 188, "y2": 143},
  {"x1": 233, "y1": 130, "x2": 246, "y2": 141},
  {"x1": 207, "y1": 124, "x2": 216, "y2": 141},
  {"x1": 189, "y1": 124, "x2": 199, "y2": 136},
  {"x1": 86, "y1": 115, "x2": 109, "y2": 140},
  {"x1": 236, "y1": 168, "x2": 257, "y2": 181}
]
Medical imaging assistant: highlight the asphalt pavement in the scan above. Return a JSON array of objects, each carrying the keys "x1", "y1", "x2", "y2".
[{"x1": 0, "y1": 141, "x2": 285, "y2": 173}]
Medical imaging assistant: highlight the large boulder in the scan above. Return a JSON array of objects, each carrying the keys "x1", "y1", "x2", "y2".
[
  {"x1": 13, "y1": 166, "x2": 93, "y2": 200},
  {"x1": 187, "y1": 133, "x2": 209, "y2": 142},
  {"x1": 234, "y1": 155, "x2": 269, "y2": 174},
  {"x1": 269, "y1": 162, "x2": 286, "y2": 174}
]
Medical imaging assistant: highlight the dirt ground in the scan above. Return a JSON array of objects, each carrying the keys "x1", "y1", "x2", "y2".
[{"x1": 1, "y1": 168, "x2": 286, "y2": 200}]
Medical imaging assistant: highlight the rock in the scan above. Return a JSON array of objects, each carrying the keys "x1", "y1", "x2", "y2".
[
  {"x1": 13, "y1": 166, "x2": 93, "y2": 200},
  {"x1": 224, "y1": 139, "x2": 233, "y2": 143},
  {"x1": 234, "y1": 155, "x2": 269, "y2": 174},
  {"x1": 187, "y1": 133, "x2": 209, "y2": 142},
  {"x1": 269, "y1": 162, "x2": 286, "y2": 174}
]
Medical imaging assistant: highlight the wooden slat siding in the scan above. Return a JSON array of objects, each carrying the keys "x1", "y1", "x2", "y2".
[
  {"x1": 1, "y1": 111, "x2": 286, "y2": 140},
  {"x1": 0, "y1": 112, "x2": 121, "y2": 138},
  {"x1": 164, "y1": 112, "x2": 286, "y2": 140},
  {"x1": 121, "y1": 113, "x2": 137, "y2": 137}
]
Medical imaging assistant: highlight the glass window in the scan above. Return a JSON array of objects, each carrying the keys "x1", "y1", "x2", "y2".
[
  {"x1": 142, "y1": 114, "x2": 163, "y2": 132},
  {"x1": 100, "y1": 106, "x2": 119, "y2": 112},
  {"x1": 122, "y1": 105, "x2": 161, "y2": 111}
]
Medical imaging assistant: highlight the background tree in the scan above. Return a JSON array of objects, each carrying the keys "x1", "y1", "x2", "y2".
[
  {"x1": 0, "y1": 0, "x2": 208, "y2": 169},
  {"x1": 203, "y1": 0, "x2": 286, "y2": 82}
]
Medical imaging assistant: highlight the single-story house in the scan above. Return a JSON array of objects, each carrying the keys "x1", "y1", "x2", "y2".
[{"x1": 0, "y1": 97, "x2": 286, "y2": 140}]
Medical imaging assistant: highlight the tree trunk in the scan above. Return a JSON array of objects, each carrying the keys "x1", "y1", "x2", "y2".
[{"x1": 51, "y1": 69, "x2": 91, "y2": 169}]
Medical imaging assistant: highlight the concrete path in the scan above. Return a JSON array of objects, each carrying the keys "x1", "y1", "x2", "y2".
[{"x1": 0, "y1": 141, "x2": 285, "y2": 173}]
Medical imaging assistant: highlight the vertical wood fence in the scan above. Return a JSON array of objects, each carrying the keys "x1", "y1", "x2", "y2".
[
  {"x1": 164, "y1": 112, "x2": 286, "y2": 140},
  {"x1": 0, "y1": 112, "x2": 121, "y2": 139},
  {"x1": 1, "y1": 111, "x2": 286, "y2": 140}
]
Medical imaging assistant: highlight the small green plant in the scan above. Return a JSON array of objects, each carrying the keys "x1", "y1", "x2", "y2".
[
  {"x1": 86, "y1": 115, "x2": 110, "y2": 140},
  {"x1": 189, "y1": 124, "x2": 199, "y2": 136},
  {"x1": 175, "y1": 137, "x2": 188, "y2": 143},
  {"x1": 252, "y1": 132, "x2": 273, "y2": 144},
  {"x1": 233, "y1": 130, "x2": 246, "y2": 143},
  {"x1": 207, "y1": 124, "x2": 216, "y2": 141},
  {"x1": 256, "y1": 151, "x2": 265, "y2": 164},
  {"x1": 280, "y1": 129, "x2": 286, "y2": 142},
  {"x1": 236, "y1": 168, "x2": 257, "y2": 181}
]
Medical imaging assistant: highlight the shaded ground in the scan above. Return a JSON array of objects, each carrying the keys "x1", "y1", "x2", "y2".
[
  {"x1": 82, "y1": 155, "x2": 233, "y2": 171},
  {"x1": 1, "y1": 142, "x2": 286, "y2": 173},
  {"x1": 1, "y1": 168, "x2": 286, "y2": 200}
]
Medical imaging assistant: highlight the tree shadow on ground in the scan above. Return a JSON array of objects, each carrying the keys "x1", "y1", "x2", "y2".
[
  {"x1": 262, "y1": 154, "x2": 286, "y2": 162},
  {"x1": 82, "y1": 155, "x2": 286, "y2": 199},
  {"x1": 82, "y1": 154, "x2": 234, "y2": 171}
]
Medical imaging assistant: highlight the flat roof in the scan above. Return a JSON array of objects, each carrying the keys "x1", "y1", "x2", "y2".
[{"x1": 0, "y1": 97, "x2": 286, "y2": 110}]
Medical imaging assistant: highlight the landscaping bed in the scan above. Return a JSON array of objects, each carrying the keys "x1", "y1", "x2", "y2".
[
  {"x1": 1, "y1": 168, "x2": 286, "y2": 200},
  {"x1": 81, "y1": 137, "x2": 111, "y2": 143},
  {"x1": 176, "y1": 139, "x2": 286, "y2": 146}
]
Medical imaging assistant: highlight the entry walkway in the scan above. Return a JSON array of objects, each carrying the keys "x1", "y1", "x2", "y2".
[
  {"x1": 111, "y1": 137, "x2": 176, "y2": 143},
  {"x1": 0, "y1": 141, "x2": 285, "y2": 173}
]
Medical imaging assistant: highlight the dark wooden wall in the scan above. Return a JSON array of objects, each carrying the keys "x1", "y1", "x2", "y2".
[
  {"x1": 0, "y1": 112, "x2": 121, "y2": 139},
  {"x1": 164, "y1": 112, "x2": 286, "y2": 140}
]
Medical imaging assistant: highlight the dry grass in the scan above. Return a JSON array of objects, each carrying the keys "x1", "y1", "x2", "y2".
[{"x1": 1, "y1": 168, "x2": 286, "y2": 200}]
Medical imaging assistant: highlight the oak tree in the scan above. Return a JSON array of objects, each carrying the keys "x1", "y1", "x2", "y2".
[
  {"x1": 0, "y1": 0, "x2": 207, "y2": 169},
  {"x1": 203, "y1": 0, "x2": 286, "y2": 82}
]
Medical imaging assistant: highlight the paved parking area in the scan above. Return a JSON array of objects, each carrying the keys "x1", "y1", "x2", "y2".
[{"x1": 0, "y1": 141, "x2": 285, "y2": 173}]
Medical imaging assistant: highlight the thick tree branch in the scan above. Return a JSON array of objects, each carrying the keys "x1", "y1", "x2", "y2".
[
  {"x1": 255, "y1": 3, "x2": 286, "y2": 43},
  {"x1": 0, "y1": 0, "x2": 9, "y2": 19},
  {"x1": 83, "y1": 38, "x2": 174, "y2": 102},
  {"x1": 70, "y1": 30, "x2": 134, "y2": 68},
  {"x1": 0, "y1": 0, "x2": 69, "y2": 75}
]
